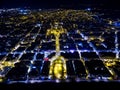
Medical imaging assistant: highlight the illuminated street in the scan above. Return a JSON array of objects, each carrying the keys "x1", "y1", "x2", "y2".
[{"x1": 0, "y1": 8, "x2": 120, "y2": 85}]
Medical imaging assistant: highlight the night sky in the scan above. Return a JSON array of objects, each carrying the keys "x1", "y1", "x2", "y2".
[{"x1": 0, "y1": 0, "x2": 120, "y2": 9}]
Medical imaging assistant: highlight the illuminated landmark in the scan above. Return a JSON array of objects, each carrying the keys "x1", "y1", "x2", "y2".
[{"x1": 46, "y1": 22, "x2": 67, "y2": 79}]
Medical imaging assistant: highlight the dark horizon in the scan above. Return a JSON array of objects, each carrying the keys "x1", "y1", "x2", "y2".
[{"x1": 0, "y1": 0, "x2": 120, "y2": 9}]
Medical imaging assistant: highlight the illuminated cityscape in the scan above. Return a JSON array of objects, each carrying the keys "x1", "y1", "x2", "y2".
[{"x1": 0, "y1": 0, "x2": 120, "y2": 89}]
